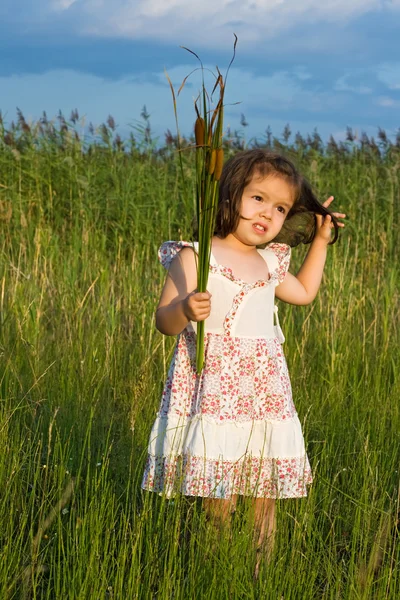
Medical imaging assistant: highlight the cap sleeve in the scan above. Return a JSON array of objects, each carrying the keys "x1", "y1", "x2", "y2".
[
  {"x1": 158, "y1": 241, "x2": 197, "y2": 269},
  {"x1": 267, "y1": 243, "x2": 291, "y2": 284}
]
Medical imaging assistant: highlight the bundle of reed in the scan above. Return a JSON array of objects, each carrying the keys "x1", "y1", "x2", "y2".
[
  {"x1": 167, "y1": 39, "x2": 236, "y2": 373},
  {"x1": 193, "y1": 74, "x2": 226, "y2": 373}
]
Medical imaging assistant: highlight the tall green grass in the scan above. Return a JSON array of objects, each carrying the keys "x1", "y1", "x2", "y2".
[{"x1": 0, "y1": 113, "x2": 399, "y2": 598}]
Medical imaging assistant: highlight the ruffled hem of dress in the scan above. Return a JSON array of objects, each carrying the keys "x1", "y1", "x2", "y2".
[
  {"x1": 141, "y1": 452, "x2": 313, "y2": 499},
  {"x1": 147, "y1": 414, "x2": 306, "y2": 461}
]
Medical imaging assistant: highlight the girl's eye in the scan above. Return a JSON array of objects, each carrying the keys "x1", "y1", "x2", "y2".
[
  {"x1": 277, "y1": 206, "x2": 286, "y2": 214},
  {"x1": 253, "y1": 196, "x2": 262, "y2": 202}
]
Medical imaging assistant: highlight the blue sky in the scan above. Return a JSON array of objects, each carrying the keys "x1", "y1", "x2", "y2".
[{"x1": 1, "y1": 0, "x2": 399, "y2": 144}]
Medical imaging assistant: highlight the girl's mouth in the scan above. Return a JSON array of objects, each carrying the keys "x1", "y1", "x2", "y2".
[{"x1": 252, "y1": 223, "x2": 267, "y2": 235}]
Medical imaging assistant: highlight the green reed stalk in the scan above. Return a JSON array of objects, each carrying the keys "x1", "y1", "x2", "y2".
[{"x1": 194, "y1": 77, "x2": 225, "y2": 373}]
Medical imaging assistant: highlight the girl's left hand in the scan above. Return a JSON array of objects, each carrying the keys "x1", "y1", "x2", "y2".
[{"x1": 315, "y1": 196, "x2": 346, "y2": 242}]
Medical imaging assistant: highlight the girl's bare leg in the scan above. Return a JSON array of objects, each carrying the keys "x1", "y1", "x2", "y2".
[
  {"x1": 203, "y1": 495, "x2": 238, "y2": 536},
  {"x1": 253, "y1": 498, "x2": 276, "y2": 578}
]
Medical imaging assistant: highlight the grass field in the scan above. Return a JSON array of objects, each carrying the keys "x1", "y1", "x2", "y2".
[{"x1": 0, "y1": 114, "x2": 399, "y2": 598}]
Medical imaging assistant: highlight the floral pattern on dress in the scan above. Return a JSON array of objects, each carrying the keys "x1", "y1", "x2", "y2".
[
  {"x1": 266, "y1": 243, "x2": 291, "y2": 284},
  {"x1": 142, "y1": 452, "x2": 312, "y2": 499},
  {"x1": 159, "y1": 331, "x2": 296, "y2": 422}
]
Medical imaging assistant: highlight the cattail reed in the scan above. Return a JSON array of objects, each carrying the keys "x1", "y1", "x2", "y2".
[
  {"x1": 214, "y1": 148, "x2": 224, "y2": 181},
  {"x1": 174, "y1": 40, "x2": 238, "y2": 372},
  {"x1": 207, "y1": 149, "x2": 216, "y2": 175},
  {"x1": 192, "y1": 65, "x2": 231, "y2": 373},
  {"x1": 195, "y1": 117, "x2": 205, "y2": 147}
]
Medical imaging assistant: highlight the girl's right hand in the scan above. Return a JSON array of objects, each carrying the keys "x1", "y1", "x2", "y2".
[{"x1": 183, "y1": 291, "x2": 212, "y2": 322}]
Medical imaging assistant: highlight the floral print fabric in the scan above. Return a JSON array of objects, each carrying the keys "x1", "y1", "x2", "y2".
[
  {"x1": 143, "y1": 453, "x2": 311, "y2": 499},
  {"x1": 159, "y1": 331, "x2": 296, "y2": 422}
]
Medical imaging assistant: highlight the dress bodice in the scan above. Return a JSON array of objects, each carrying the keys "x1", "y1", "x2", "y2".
[{"x1": 158, "y1": 240, "x2": 291, "y2": 339}]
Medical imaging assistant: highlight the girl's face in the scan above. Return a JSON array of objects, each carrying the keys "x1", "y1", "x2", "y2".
[{"x1": 232, "y1": 172, "x2": 295, "y2": 246}]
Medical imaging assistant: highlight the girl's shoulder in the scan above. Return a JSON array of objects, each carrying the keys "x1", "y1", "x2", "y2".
[
  {"x1": 158, "y1": 240, "x2": 198, "y2": 270},
  {"x1": 260, "y1": 243, "x2": 291, "y2": 284}
]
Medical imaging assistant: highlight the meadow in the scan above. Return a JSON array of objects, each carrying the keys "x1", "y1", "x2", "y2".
[{"x1": 0, "y1": 110, "x2": 399, "y2": 599}]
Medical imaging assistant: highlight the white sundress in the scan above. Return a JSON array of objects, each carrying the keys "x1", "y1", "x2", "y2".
[{"x1": 141, "y1": 241, "x2": 313, "y2": 499}]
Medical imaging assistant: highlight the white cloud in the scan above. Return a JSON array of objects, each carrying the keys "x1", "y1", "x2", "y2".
[
  {"x1": 86, "y1": 0, "x2": 380, "y2": 43},
  {"x1": 50, "y1": 0, "x2": 78, "y2": 10},
  {"x1": 334, "y1": 74, "x2": 372, "y2": 94},
  {"x1": 15, "y1": 0, "x2": 400, "y2": 46},
  {"x1": 161, "y1": 64, "x2": 349, "y2": 119},
  {"x1": 377, "y1": 63, "x2": 400, "y2": 90},
  {"x1": 224, "y1": 68, "x2": 334, "y2": 112},
  {"x1": 333, "y1": 62, "x2": 400, "y2": 96},
  {"x1": 376, "y1": 95, "x2": 400, "y2": 107},
  {"x1": 292, "y1": 66, "x2": 313, "y2": 82}
]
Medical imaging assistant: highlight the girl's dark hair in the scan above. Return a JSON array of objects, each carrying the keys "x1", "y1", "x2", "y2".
[{"x1": 213, "y1": 149, "x2": 338, "y2": 246}]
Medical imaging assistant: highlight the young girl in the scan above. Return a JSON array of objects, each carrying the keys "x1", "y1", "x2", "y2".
[{"x1": 141, "y1": 149, "x2": 345, "y2": 571}]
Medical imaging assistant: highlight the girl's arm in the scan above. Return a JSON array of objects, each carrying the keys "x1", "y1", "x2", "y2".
[
  {"x1": 275, "y1": 237, "x2": 328, "y2": 305},
  {"x1": 275, "y1": 197, "x2": 345, "y2": 306},
  {"x1": 156, "y1": 247, "x2": 212, "y2": 335}
]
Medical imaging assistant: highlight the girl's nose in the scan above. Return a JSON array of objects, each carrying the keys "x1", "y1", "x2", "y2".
[{"x1": 260, "y1": 206, "x2": 272, "y2": 219}]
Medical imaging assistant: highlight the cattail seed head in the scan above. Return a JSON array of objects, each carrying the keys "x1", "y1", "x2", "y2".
[
  {"x1": 194, "y1": 117, "x2": 205, "y2": 147},
  {"x1": 214, "y1": 148, "x2": 224, "y2": 180},
  {"x1": 208, "y1": 149, "x2": 216, "y2": 175}
]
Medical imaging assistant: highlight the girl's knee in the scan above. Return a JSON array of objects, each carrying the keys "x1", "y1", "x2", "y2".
[
  {"x1": 203, "y1": 495, "x2": 237, "y2": 521},
  {"x1": 254, "y1": 497, "x2": 275, "y2": 513}
]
